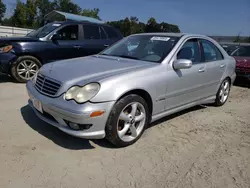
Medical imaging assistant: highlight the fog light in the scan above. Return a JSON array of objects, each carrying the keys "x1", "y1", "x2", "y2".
[
  {"x1": 69, "y1": 122, "x2": 80, "y2": 130},
  {"x1": 79, "y1": 124, "x2": 92, "y2": 130},
  {"x1": 67, "y1": 121, "x2": 92, "y2": 131}
]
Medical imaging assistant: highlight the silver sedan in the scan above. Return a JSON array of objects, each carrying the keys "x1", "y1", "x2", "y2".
[{"x1": 26, "y1": 33, "x2": 236, "y2": 147}]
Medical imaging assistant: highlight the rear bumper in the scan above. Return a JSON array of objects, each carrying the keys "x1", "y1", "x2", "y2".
[{"x1": 0, "y1": 52, "x2": 17, "y2": 74}]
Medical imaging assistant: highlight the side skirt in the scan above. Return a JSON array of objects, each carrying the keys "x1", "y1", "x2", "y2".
[{"x1": 151, "y1": 95, "x2": 216, "y2": 123}]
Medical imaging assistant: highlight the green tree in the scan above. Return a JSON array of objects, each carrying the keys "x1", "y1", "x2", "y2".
[
  {"x1": 233, "y1": 35, "x2": 240, "y2": 43},
  {"x1": 159, "y1": 22, "x2": 180, "y2": 33},
  {"x1": 244, "y1": 36, "x2": 250, "y2": 43},
  {"x1": 145, "y1": 17, "x2": 160, "y2": 33},
  {"x1": 36, "y1": 0, "x2": 57, "y2": 26},
  {"x1": 12, "y1": 0, "x2": 27, "y2": 27},
  {"x1": 2, "y1": 17, "x2": 13, "y2": 26},
  {"x1": 26, "y1": 0, "x2": 37, "y2": 28},
  {"x1": 56, "y1": 0, "x2": 81, "y2": 14},
  {"x1": 0, "y1": 0, "x2": 6, "y2": 23},
  {"x1": 82, "y1": 8, "x2": 100, "y2": 20}
]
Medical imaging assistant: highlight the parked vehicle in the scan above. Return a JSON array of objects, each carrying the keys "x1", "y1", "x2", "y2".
[
  {"x1": 26, "y1": 33, "x2": 236, "y2": 147},
  {"x1": 220, "y1": 43, "x2": 240, "y2": 55},
  {"x1": 231, "y1": 45, "x2": 250, "y2": 81},
  {"x1": 0, "y1": 21, "x2": 123, "y2": 82}
]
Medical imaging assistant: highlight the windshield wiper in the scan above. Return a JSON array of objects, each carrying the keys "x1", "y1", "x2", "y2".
[
  {"x1": 101, "y1": 54, "x2": 139, "y2": 60},
  {"x1": 117, "y1": 55, "x2": 139, "y2": 60}
]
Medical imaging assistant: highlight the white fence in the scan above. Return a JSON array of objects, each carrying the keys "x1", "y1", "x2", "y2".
[{"x1": 0, "y1": 26, "x2": 33, "y2": 37}]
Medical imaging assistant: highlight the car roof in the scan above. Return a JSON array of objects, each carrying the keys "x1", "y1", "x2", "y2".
[
  {"x1": 49, "y1": 20, "x2": 111, "y2": 27},
  {"x1": 130, "y1": 32, "x2": 208, "y2": 38}
]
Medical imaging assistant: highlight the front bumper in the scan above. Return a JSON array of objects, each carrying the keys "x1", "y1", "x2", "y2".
[
  {"x1": 26, "y1": 81, "x2": 115, "y2": 139},
  {"x1": 0, "y1": 52, "x2": 17, "y2": 74}
]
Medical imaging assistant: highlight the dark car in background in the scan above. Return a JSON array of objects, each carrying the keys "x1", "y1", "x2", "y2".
[
  {"x1": 0, "y1": 21, "x2": 123, "y2": 82},
  {"x1": 231, "y1": 45, "x2": 250, "y2": 81},
  {"x1": 220, "y1": 43, "x2": 240, "y2": 55}
]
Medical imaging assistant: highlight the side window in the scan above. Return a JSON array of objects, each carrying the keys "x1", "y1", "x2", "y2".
[
  {"x1": 83, "y1": 25, "x2": 100, "y2": 39},
  {"x1": 200, "y1": 39, "x2": 224, "y2": 62},
  {"x1": 100, "y1": 27, "x2": 107, "y2": 39},
  {"x1": 56, "y1": 25, "x2": 78, "y2": 40},
  {"x1": 103, "y1": 26, "x2": 118, "y2": 39},
  {"x1": 177, "y1": 39, "x2": 201, "y2": 63}
]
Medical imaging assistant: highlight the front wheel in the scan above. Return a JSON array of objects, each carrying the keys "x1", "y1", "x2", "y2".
[
  {"x1": 214, "y1": 78, "x2": 231, "y2": 106},
  {"x1": 11, "y1": 56, "x2": 41, "y2": 83},
  {"x1": 105, "y1": 94, "x2": 150, "y2": 147}
]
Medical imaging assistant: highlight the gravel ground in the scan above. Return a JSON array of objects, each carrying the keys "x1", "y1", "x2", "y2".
[{"x1": 0, "y1": 75, "x2": 249, "y2": 188}]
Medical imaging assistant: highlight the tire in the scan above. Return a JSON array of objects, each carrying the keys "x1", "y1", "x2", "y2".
[
  {"x1": 105, "y1": 94, "x2": 150, "y2": 147},
  {"x1": 214, "y1": 78, "x2": 231, "y2": 106},
  {"x1": 11, "y1": 55, "x2": 42, "y2": 83}
]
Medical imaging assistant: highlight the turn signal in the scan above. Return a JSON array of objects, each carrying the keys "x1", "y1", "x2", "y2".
[
  {"x1": 2, "y1": 45, "x2": 13, "y2": 53},
  {"x1": 90, "y1": 110, "x2": 105, "y2": 117}
]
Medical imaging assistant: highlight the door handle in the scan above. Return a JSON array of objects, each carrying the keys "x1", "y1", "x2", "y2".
[
  {"x1": 198, "y1": 68, "x2": 205, "y2": 73},
  {"x1": 104, "y1": 44, "x2": 109, "y2": 47},
  {"x1": 220, "y1": 64, "x2": 225, "y2": 68},
  {"x1": 73, "y1": 45, "x2": 81, "y2": 48}
]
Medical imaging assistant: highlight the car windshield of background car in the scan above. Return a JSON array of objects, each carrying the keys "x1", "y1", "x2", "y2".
[{"x1": 26, "y1": 23, "x2": 61, "y2": 38}]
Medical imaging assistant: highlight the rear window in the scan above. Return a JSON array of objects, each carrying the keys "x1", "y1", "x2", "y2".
[{"x1": 103, "y1": 26, "x2": 119, "y2": 39}]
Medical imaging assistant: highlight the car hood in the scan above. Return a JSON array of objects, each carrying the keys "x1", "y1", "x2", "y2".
[
  {"x1": 39, "y1": 55, "x2": 156, "y2": 94},
  {"x1": 233, "y1": 56, "x2": 250, "y2": 68},
  {"x1": 0, "y1": 36, "x2": 39, "y2": 44}
]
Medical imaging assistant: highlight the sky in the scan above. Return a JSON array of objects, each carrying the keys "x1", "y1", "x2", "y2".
[{"x1": 3, "y1": 0, "x2": 250, "y2": 36}]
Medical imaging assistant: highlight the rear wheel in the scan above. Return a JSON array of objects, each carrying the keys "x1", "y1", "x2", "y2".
[
  {"x1": 214, "y1": 78, "x2": 231, "y2": 106},
  {"x1": 11, "y1": 56, "x2": 41, "y2": 83},
  {"x1": 105, "y1": 94, "x2": 150, "y2": 147}
]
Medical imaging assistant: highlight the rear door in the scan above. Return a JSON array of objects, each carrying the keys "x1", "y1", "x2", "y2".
[
  {"x1": 199, "y1": 39, "x2": 226, "y2": 96},
  {"x1": 78, "y1": 24, "x2": 108, "y2": 56}
]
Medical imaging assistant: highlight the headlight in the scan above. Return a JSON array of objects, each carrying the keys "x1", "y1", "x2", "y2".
[
  {"x1": 0, "y1": 45, "x2": 13, "y2": 53},
  {"x1": 65, "y1": 83, "x2": 100, "y2": 103}
]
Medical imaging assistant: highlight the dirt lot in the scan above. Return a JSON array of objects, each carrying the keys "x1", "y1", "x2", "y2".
[{"x1": 0, "y1": 75, "x2": 249, "y2": 188}]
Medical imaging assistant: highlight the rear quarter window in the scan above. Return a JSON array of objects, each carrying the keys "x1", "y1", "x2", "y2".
[{"x1": 103, "y1": 26, "x2": 119, "y2": 39}]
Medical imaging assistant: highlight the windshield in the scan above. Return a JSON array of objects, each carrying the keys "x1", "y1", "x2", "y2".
[
  {"x1": 26, "y1": 23, "x2": 61, "y2": 38},
  {"x1": 100, "y1": 35, "x2": 180, "y2": 63},
  {"x1": 231, "y1": 46, "x2": 250, "y2": 57}
]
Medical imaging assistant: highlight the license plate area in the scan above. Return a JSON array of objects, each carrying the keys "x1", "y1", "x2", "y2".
[{"x1": 32, "y1": 98, "x2": 43, "y2": 113}]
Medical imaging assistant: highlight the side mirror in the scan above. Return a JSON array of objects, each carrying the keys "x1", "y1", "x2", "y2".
[
  {"x1": 51, "y1": 33, "x2": 60, "y2": 42},
  {"x1": 173, "y1": 59, "x2": 192, "y2": 70}
]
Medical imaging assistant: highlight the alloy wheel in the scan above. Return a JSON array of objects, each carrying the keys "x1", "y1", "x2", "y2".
[
  {"x1": 219, "y1": 80, "x2": 230, "y2": 103},
  {"x1": 17, "y1": 60, "x2": 39, "y2": 80},
  {"x1": 117, "y1": 102, "x2": 146, "y2": 142}
]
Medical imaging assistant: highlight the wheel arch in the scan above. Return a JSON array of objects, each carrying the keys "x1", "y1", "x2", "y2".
[
  {"x1": 11, "y1": 53, "x2": 43, "y2": 67},
  {"x1": 116, "y1": 89, "x2": 153, "y2": 116}
]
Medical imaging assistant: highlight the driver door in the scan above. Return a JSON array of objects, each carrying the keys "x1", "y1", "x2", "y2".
[
  {"x1": 165, "y1": 38, "x2": 207, "y2": 110},
  {"x1": 49, "y1": 24, "x2": 82, "y2": 61}
]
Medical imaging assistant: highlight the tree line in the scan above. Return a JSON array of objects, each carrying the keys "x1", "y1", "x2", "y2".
[{"x1": 0, "y1": 0, "x2": 180, "y2": 36}]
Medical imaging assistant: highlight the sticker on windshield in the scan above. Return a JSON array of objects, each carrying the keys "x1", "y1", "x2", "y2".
[
  {"x1": 52, "y1": 24, "x2": 61, "y2": 27},
  {"x1": 151, "y1": 36, "x2": 170, "y2": 41}
]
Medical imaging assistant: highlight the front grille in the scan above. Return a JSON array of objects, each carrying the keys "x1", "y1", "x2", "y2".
[{"x1": 35, "y1": 74, "x2": 61, "y2": 96}]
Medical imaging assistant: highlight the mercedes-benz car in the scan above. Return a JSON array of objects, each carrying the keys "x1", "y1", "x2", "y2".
[{"x1": 26, "y1": 33, "x2": 236, "y2": 147}]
